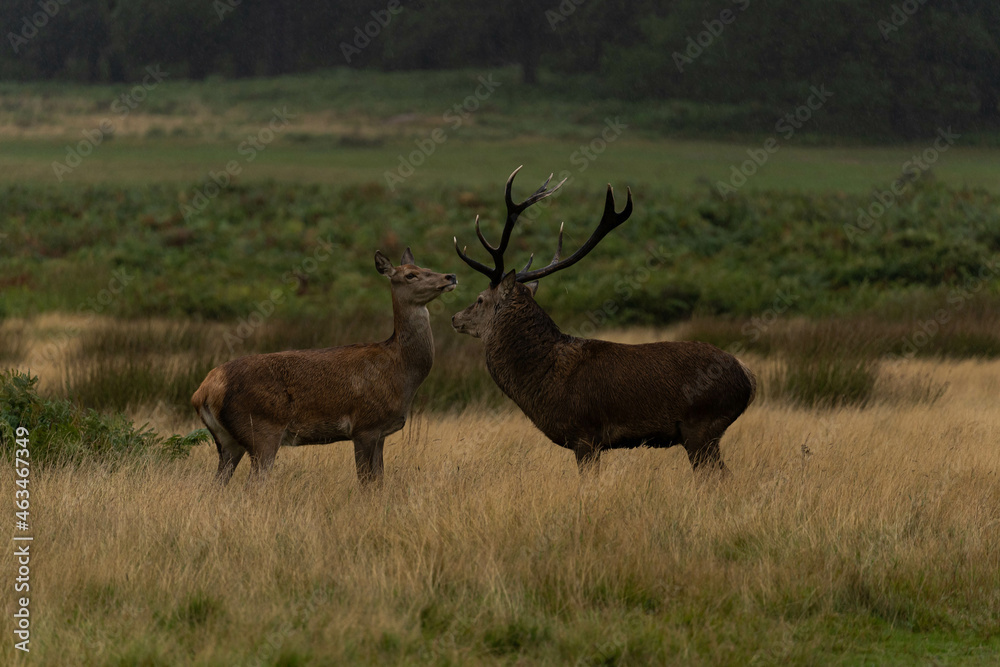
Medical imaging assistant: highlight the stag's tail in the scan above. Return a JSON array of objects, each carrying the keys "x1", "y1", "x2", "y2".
[{"x1": 737, "y1": 359, "x2": 757, "y2": 407}]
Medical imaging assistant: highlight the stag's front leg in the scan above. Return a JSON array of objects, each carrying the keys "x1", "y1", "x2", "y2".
[
  {"x1": 353, "y1": 433, "x2": 385, "y2": 485},
  {"x1": 573, "y1": 441, "x2": 602, "y2": 476}
]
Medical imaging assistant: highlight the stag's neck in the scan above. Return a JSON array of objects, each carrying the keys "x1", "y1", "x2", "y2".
[
  {"x1": 483, "y1": 296, "x2": 569, "y2": 404},
  {"x1": 388, "y1": 295, "x2": 434, "y2": 386}
]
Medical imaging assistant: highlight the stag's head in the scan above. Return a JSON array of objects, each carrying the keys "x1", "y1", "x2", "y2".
[
  {"x1": 376, "y1": 248, "x2": 457, "y2": 307},
  {"x1": 451, "y1": 166, "x2": 632, "y2": 339}
]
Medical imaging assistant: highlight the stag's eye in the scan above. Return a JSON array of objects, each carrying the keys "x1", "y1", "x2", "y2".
[{"x1": 476, "y1": 297, "x2": 484, "y2": 305}]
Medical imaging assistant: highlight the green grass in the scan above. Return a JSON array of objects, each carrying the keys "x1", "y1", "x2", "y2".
[
  {"x1": 4, "y1": 137, "x2": 1000, "y2": 194},
  {"x1": 2, "y1": 67, "x2": 1000, "y2": 192}
]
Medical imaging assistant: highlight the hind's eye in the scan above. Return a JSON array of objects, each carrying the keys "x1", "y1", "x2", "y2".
[{"x1": 405, "y1": 273, "x2": 418, "y2": 280}]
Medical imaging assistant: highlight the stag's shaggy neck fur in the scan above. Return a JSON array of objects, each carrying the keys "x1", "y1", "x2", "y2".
[{"x1": 482, "y1": 284, "x2": 569, "y2": 408}]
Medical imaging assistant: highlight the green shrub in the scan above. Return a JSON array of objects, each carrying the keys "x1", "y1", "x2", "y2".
[{"x1": 0, "y1": 370, "x2": 208, "y2": 467}]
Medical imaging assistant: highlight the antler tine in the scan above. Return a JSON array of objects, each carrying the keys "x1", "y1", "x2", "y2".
[
  {"x1": 521, "y1": 253, "x2": 534, "y2": 272},
  {"x1": 473, "y1": 215, "x2": 494, "y2": 251},
  {"x1": 603, "y1": 183, "x2": 633, "y2": 224},
  {"x1": 454, "y1": 235, "x2": 497, "y2": 280},
  {"x1": 552, "y1": 222, "x2": 564, "y2": 263},
  {"x1": 503, "y1": 165, "x2": 524, "y2": 211},
  {"x1": 516, "y1": 184, "x2": 634, "y2": 284}
]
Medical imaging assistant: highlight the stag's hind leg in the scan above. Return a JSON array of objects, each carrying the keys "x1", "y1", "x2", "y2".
[
  {"x1": 353, "y1": 433, "x2": 386, "y2": 485},
  {"x1": 679, "y1": 420, "x2": 731, "y2": 475},
  {"x1": 573, "y1": 440, "x2": 602, "y2": 476}
]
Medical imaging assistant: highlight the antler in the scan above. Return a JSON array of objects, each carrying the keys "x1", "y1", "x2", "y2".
[
  {"x1": 454, "y1": 166, "x2": 566, "y2": 286},
  {"x1": 515, "y1": 183, "x2": 633, "y2": 283}
]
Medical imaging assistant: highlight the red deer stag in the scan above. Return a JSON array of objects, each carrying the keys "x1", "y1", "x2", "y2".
[
  {"x1": 192, "y1": 249, "x2": 457, "y2": 485},
  {"x1": 452, "y1": 167, "x2": 756, "y2": 474}
]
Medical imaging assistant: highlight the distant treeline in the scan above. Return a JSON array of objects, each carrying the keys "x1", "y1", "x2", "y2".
[{"x1": 3, "y1": 0, "x2": 999, "y2": 137}]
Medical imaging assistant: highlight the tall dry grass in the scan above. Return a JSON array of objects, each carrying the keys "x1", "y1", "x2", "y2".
[{"x1": 2, "y1": 358, "x2": 999, "y2": 664}]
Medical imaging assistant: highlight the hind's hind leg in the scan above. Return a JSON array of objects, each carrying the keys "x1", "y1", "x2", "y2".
[
  {"x1": 215, "y1": 438, "x2": 246, "y2": 485},
  {"x1": 201, "y1": 407, "x2": 246, "y2": 485}
]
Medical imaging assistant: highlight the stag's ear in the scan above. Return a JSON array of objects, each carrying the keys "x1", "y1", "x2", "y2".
[
  {"x1": 497, "y1": 270, "x2": 518, "y2": 299},
  {"x1": 524, "y1": 281, "x2": 539, "y2": 296},
  {"x1": 374, "y1": 250, "x2": 395, "y2": 277},
  {"x1": 400, "y1": 247, "x2": 415, "y2": 265}
]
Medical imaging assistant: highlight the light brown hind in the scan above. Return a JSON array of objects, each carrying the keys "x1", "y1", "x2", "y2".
[{"x1": 191, "y1": 248, "x2": 456, "y2": 485}]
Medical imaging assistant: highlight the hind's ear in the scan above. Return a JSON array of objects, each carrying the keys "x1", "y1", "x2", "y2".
[
  {"x1": 375, "y1": 250, "x2": 395, "y2": 276},
  {"x1": 401, "y1": 247, "x2": 415, "y2": 265}
]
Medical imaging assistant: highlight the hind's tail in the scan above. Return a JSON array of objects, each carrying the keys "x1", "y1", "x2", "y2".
[{"x1": 191, "y1": 367, "x2": 224, "y2": 412}]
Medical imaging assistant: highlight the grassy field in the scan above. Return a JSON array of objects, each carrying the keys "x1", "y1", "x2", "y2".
[
  {"x1": 2, "y1": 68, "x2": 1000, "y2": 192},
  {"x1": 5, "y1": 137, "x2": 1000, "y2": 194},
  {"x1": 2, "y1": 335, "x2": 999, "y2": 664},
  {"x1": 3, "y1": 68, "x2": 1000, "y2": 664}
]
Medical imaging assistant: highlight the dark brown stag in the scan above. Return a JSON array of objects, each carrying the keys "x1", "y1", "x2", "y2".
[{"x1": 452, "y1": 167, "x2": 756, "y2": 474}]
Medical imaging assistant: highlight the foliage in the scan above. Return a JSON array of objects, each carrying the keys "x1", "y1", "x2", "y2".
[
  {"x1": 0, "y1": 370, "x2": 209, "y2": 467},
  {"x1": 2, "y1": 179, "x2": 999, "y2": 324}
]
